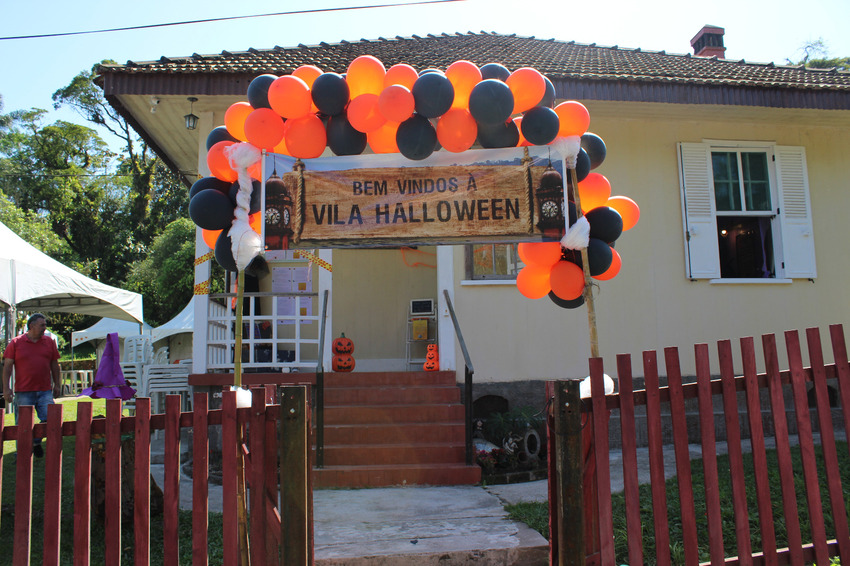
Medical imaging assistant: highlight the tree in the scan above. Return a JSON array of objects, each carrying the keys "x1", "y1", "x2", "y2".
[{"x1": 791, "y1": 39, "x2": 850, "y2": 71}]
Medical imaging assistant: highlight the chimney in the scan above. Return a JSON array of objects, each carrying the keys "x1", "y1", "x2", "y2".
[{"x1": 690, "y1": 25, "x2": 726, "y2": 58}]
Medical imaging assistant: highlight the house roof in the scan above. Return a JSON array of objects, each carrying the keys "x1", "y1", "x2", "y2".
[{"x1": 100, "y1": 32, "x2": 850, "y2": 93}]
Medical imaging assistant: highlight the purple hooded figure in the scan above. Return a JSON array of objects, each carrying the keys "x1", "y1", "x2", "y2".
[{"x1": 81, "y1": 332, "x2": 136, "y2": 400}]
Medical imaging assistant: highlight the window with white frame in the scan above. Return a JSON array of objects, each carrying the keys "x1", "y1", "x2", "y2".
[
  {"x1": 465, "y1": 243, "x2": 521, "y2": 280},
  {"x1": 678, "y1": 142, "x2": 816, "y2": 280}
]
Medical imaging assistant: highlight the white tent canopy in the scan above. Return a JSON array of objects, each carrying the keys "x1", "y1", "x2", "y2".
[
  {"x1": 151, "y1": 297, "x2": 195, "y2": 343},
  {"x1": 72, "y1": 317, "x2": 152, "y2": 348},
  {"x1": 0, "y1": 222, "x2": 144, "y2": 325}
]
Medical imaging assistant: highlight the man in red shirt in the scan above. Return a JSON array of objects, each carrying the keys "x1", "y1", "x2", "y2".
[{"x1": 3, "y1": 313, "x2": 62, "y2": 458}]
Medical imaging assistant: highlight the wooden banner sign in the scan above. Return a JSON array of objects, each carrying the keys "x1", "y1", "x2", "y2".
[{"x1": 263, "y1": 146, "x2": 567, "y2": 250}]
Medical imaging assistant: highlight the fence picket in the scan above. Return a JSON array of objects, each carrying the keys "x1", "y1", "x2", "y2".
[
  {"x1": 616, "y1": 353, "x2": 644, "y2": 566},
  {"x1": 73, "y1": 402, "x2": 93, "y2": 566},
  {"x1": 741, "y1": 337, "x2": 777, "y2": 565},
  {"x1": 664, "y1": 347, "x2": 700, "y2": 566},
  {"x1": 805, "y1": 327, "x2": 850, "y2": 562},
  {"x1": 43, "y1": 403, "x2": 64, "y2": 566},
  {"x1": 104, "y1": 399, "x2": 122, "y2": 565},
  {"x1": 642, "y1": 351, "x2": 672, "y2": 566},
  {"x1": 135, "y1": 397, "x2": 152, "y2": 566},
  {"x1": 0, "y1": 408, "x2": 4, "y2": 534},
  {"x1": 221, "y1": 390, "x2": 240, "y2": 565},
  {"x1": 193, "y1": 393, "x2": 210, "y2": 566},
  {"x1": 164, "y1": 394, "x2": 182, "y2": 563},
  {"x1": 829, "y1": 324, "x2": 850, "y2": 477},
  {"x1": 250, "y1": 387, "x2": 268, "y2": 566},
  {"x1": 785, "y1": 330, "x2": 830, "y2": 565},
  {"x1": 718, "y1": 339, "x2": 753, "y2": 564},
  {"x1": 762, "y1": 333, "x2": 804, "y2": 565},
  {"x1": 589, "y1": 358, "x2": 614, "y2": 565},
  {"x1": 695, "y1": 343, "x2": 725, "y2": 564},
  {"x1": 13, "y1": 405, "x2": 34, "y2": 566}
]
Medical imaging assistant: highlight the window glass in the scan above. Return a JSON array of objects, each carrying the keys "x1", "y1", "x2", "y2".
[
  {"x1": 742, "y1": 152, "x2": 771, "y2": 211},
  {"x1": 467, "y1": 243, "x2": 521, "y2": 280},
  {"x1": 716, "y1": 216, "x2": 775, "y2": 278},
  {"x1": 712, "y1": 152, "x2": 741, "y2": 211}
]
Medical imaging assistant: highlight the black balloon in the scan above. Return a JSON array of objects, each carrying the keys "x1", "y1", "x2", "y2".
[
  {"x1": 311, "y1": 73, "x2": 350, "y2": 116},
  {"x1": 585, "y1": 206, "x2": 624, "y2": 244},
  {"x1": 469, "y1": 79, "x2": 514, "y2": 126},
  {"x1": 206, "y1": 126, "x2": 238, "y2": 152},
  {"x1": 418, "y1": 68, "x2": 445, "y2": 76},
  {"x1": 396, "y1": 114, "x2": 437, "y2": 160},
  {"x1": 247, "y1": 74, "x2": 277, "y2": 110},
  {"x1": 581, "y1": 133, "x2": 607, "y2": 169},
  {"x1": 480, "y1": 62, "x2": 510, "y2": 81},
  {"x1": 189, "y1": 188, "x2": 235, "y2": 231},
  {"x1": 520, "y1": 106, "x2": 560, "y2": 146},
  {"x1": 477, "y1": 120, "x2": 520, "y2": 148},
  {"x1": 190, "y1": 176, "x2": 231, "y2": 199},
  {"x1": 214, "y1": 231, "x2": 237, "y2": 272},
  {"x1": 587, "y1": 238, "x2": 613, "y2": 276},
  {"x1": 549, "y1": 290, "x2": 585, "y2": 309},
  {"x1": 327, "y1": 112, "x2": 367, "y2": 156},
  {"x1": 412, "y1": 72, "x2": 455, "y2": 118},
  {"x1": 228, "y1": 180, "x2": 262, "y2": 214},
  {"x1": 539, "y1": 76, "x2": 556, "y2": 108}
]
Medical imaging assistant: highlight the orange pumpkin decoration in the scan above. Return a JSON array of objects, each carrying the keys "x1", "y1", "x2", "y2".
[
  {"x1": 332, "y1": 333, "x2": 354, "y2": 355},
  {"x1": 332, "y1": 354, "x2": 355, "y2": 372},
  {"x1": 426, "y1": 349, "x2": 439, "y2": 362},
  {"x1": 423, "y1": 358, "x2": 439, "y2": 371}
]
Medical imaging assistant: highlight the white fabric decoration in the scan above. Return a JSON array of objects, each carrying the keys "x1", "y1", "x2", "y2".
[
  {"x1": 560, "y1": 216, "x2": 590, "y2": 250},
  {"x1": 225, "y1": 143, "x2": 263, "y2": 271},
  {"x1": 231, "y1": 386, "x2": 254, "y2": 408},
  {"x1": 551, "y1": 135, "x2": 581, "y2": 168},
  {"x1": 579, "y1": 373, "x2": 615, "y2": 399}
]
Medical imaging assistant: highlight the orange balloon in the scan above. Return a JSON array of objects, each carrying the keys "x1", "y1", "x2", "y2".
[
  {"x1": 384, "y1": 64, "x2": 419, "y2": 89},
  {"x1": 446, "y1": 60, "x2": 482, "y2": 110},
  {"x1": 348, "y1": 93, "x2": 387, "y2": 133},
  {"x1": 292, "y1": 65, "x2": 323, "y2": 88},
  {"x1": 606, "y1": 196, "x2": 640, "y2": 230},
  {"x1": 513, "y1": 116, "x2": 531, "y2": 147},
  {"x1": 202, "y1": 228, "x2": 222, "y2": 250},
  {"x1": 518, "y1": 242, "x2": 562, "y2": 269},
  {"x1": 207, "y1": 141, "x2": 238, "y2": 182},
  {"x1": 378, "y1": 85, "x2": 415, "y2": 123},
  {"x1": 268, "y1": 75, "x2": 312, "y2": 119},
  {"x1": 224, "y1": 102, "x2": 253, "y2": 142},
  {"x1": 271, "y1": 128, "x2": 291, "y2": 156},
  {"x1": 549, "y1": 260, "x2": 585, "y2": 301},
  {"x1": 593, "y1": 247, "x2": 621, "y2": 280},
  {"x1": 516, "y1": 265, "x2": 552, "y2": 299},
  {"x1": 578, "y1": 173, "x2": 612, "y2": 212},
  {"x1": 249, "y1": 211, "x2": 262, "y2": 234},
  {"x1": 285, "y1": 114, "x2": 327, "y2": 159},
  {"x1": 244, "y1": 108, "x2": 285, "y2": 151},
  {"x1": 367, "y1": 121, "x2": 400, "y2": 154},
  {"x1": 506, "y1": 67, "x2": 546, "y2": 114},
  {"x1": 346, "y1": 55, "x2": 386, "y2": 98},
  {"x1": 555, "y1": 101, "x2": 590, "y2": 137},
  {"x1": 436, "y1": 108, "x2": 477, "y2": 153}
]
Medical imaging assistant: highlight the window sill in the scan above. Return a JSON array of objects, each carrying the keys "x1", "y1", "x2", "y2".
[
  {"x1": 707, "y1": 278, "x2": 793, "y2": 285},
  {"x1": 461, "y1": 279, "x2": 517, "y2": 286}
]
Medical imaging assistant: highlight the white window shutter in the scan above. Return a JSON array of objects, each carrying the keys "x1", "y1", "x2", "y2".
[
  {"x1": 678, "y1": 143, "x2": 720, "y2": 279},
  {"x1": 775, "y1": 146, "x2": 816, "y2": 279}
]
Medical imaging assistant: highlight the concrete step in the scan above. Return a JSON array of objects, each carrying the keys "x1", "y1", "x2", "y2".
[
  {"x1": 313, "y1": 463, "x2": 482, "y2": 488},
  {"x1": 324, "y1": 370, "x2": 456, "y2": 388},
  {"x1": 324, "y1": 386, "x2": 460, "y2": 406}
]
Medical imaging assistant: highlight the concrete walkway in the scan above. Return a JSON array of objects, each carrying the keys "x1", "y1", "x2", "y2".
[{"x1": 148, "y1": 441, "x2": 700, "y2": 566}]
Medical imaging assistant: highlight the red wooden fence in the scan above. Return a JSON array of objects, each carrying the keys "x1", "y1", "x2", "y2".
[
  {"x1": 1, "y1": 386, "x2": 312, "y2": 566},
  {"x1": 550, "y1": 324, "x2": 850, "y2": 565}
]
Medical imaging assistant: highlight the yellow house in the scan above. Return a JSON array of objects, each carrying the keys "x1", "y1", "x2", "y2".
[{"x1": 97, "y1": 30, "x2": 850, "y2": 485}]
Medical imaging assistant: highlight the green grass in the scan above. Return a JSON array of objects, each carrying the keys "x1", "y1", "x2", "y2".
[
  {"x1": 507, "y1": 443, "x2": 850, "y2": 565},
  {"x1": 1, "y1": 396, "x2": 225, "y2": 564}
]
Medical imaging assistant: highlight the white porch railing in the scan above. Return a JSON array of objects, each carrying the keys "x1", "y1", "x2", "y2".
[{"x1": 206, "y1": 291, "x2": 322, "y2": 372}]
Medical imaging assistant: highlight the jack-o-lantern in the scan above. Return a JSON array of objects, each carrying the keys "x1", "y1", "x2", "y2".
[
  {"x1": 423, "y1": 358, "x2": 439, "y2": 371},
  {"x1": 332, "y1": 333, "x2": 354, "y2": 355},
  {"x1": 332, "y1": 354, "x2": 355, "y2": 372},
  {"x1": 426, "y1": 349, "x2": 439, "y2": 362}
]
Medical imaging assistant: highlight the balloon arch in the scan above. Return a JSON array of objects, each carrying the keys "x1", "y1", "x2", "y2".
[{"x1": 189, "y1": 55, "x2": 640, "y2": 312}]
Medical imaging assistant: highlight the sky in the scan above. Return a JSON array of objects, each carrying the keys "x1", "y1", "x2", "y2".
[{"x1": 1, "y1": 0, "x2": 848, "y2": 134}]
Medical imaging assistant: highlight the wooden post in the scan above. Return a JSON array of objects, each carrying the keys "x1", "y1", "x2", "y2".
[
  {"x1": 568, "y1": 167, "x2": 600, "y2": 358},
  {"x1": 280, "y1": 385, "x2": 311, "y2": 566},
  {"x1": 554, "y1": 379, "x2": 584, "y2": 566}
]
